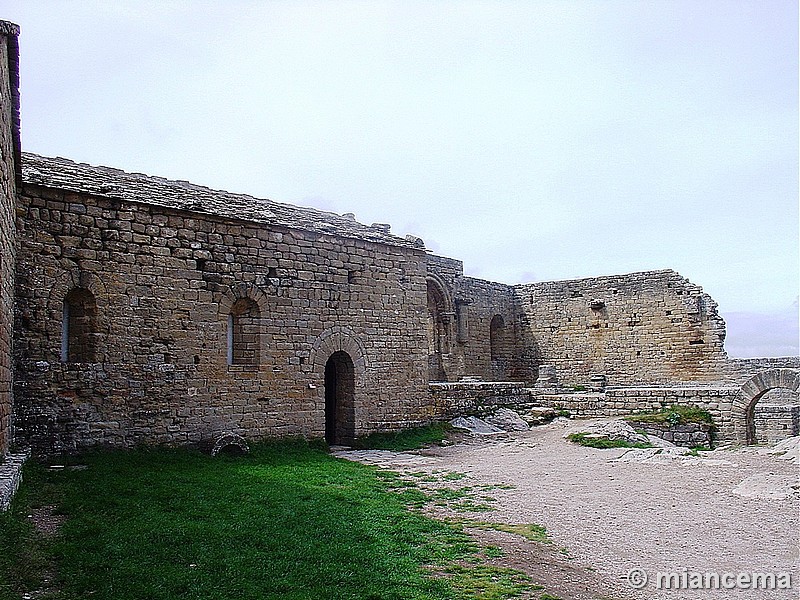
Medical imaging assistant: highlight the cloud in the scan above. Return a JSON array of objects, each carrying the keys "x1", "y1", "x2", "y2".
[{"x1": 723, "y1": 300, "x2": 799, "y2": 358}]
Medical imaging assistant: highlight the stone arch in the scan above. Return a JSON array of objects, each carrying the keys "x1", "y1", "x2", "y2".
[
  {"x1": 218, "y1": 282, "x2": 270, "y2": 315},
  {"x1": 219, "y1": 283, "x2": 270, "y2": 368},
  {"x1": 307, "y1": 327, "x2": 368, "y2": 378},
  {"x1": 732, "y1": 369, "x2": 800, "y2": 444},
  {"x1": 307, "y1": 328, "x2": 367, "y2": 445},
  {"x1": 48, "y1": 270, "x2": 109, "y2": 363},
  {"x1": 426, "y1": 275, "x2": 453, "y2": 381},
  {"x1": 210, "y1": 432, "x2": 250, "y2": 456}
]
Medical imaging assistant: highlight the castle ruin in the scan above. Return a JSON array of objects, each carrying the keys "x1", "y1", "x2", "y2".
[{"x1": 0, "y1": 20, "x2": 797, "y2": 477}]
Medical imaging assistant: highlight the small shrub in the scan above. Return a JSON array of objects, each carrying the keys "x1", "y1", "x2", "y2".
[
  {"x1": 624, "y1": 405, "x2": 715, "y2": 427},
  {"x1": 566, "y1": 433, "x2": 651, "y2": 449}
]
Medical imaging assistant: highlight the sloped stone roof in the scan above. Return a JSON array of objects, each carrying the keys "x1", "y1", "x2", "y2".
[{"x1": 21, "y1": 152, "x2": 423, "y2": 249}]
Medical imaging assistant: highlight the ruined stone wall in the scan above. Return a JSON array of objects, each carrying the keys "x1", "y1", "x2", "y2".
[
  {"x1": 14, "y1": 185, "x2": 431, "y2": 454},
  {"x1": 429, "y1": 381, "x2": 529, "y2": 419},
  {"x1": 726, "y1": 356, "x2": 800, "y2": 385},
  {"x1": 0, "y1": 23, "x2": 20, "y2": 457},
  {"x1": 425, "y1": 255, "x2": 527, "y2": 382},
  {"x1": 535, "y1": 387, "x2": 741, "y2": 442},
  {"x1": 515, "y1": 270, "x2": 729, "y2": 387}
]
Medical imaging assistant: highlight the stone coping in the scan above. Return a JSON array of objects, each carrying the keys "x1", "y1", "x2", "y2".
[{"x1": 21, "y1": 153, "x2": 422, "y2": 250}]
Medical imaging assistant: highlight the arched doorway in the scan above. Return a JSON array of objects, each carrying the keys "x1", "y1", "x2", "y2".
[{"x1": 325, "y1": 351, "x2": 355, "y2": 445}]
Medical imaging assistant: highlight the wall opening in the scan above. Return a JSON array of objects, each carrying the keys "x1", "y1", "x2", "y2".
[
  {"x1": 61, "y1": 287, "x2": 98, "y2": 363},
  {"x1": 227, "y1": 297, "x2": 260, "y2": 367},
  {"x1": 324, "y1": 351, "x2": 355, "y2": 445},
  {"x1": 427, "y1": 279, "x2": 449, "y2": 381},
  {"x1": 489, "y1": 314, "x2": 506, "y2": 361},
  {"x1": 748, "y1": 387, "x2": 799, "y2": 445}
]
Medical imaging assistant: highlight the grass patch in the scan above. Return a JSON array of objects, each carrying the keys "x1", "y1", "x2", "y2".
[
  {"x1": 0, "y1": 440, "x2": 537, "y2": 600},
  {"x1": 566, "y1": 433, "x2": 651, "y2": 449},
  {"x1": 353, "y1": 422, "x2": 453, "y2": 451},
  {"x1": 444, "y1": 564, "x2": 538, "y2": 599},
  {"x1": 624, "y1": 405, "x2": 715, "y2": 427},
  {"x1": 462, "y1": 521, "x2": 550, "y2": 544}
]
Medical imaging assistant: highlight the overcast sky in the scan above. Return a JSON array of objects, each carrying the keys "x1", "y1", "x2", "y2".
[{"x1": 4, "y1": 1, "x2": 798, "y2": 357}]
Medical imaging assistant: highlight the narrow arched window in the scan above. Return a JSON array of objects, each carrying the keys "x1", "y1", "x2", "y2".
[
  {"x1": 227, "y1": 298, "x2": 260, "y2": 367},
  {"x1": 489, "y1": 314, "x2": 505, "y2": 361},
  {"x1": 61, "y1": 287, "x2": 98, "y2": 363}
]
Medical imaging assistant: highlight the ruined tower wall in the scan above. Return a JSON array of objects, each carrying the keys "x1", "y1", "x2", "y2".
[
  {"x1": 14, "y1": 185, "x2": 430, "y2": 454},
  {"x1": 0, "y1": 22, "x2": 20, "y2": 457},
  {"x1": 515, "y1": 270, "x2": 729, "y2": 387}
]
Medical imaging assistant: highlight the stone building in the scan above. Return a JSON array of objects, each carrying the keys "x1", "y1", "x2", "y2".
[{"x1": 0, "y1": 19, "x2": 797, "y2": 461}]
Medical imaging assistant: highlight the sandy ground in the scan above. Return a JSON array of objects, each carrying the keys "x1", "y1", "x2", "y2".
[{"x1": 336, "y1": 421, "x2": 800, "y2": 600}]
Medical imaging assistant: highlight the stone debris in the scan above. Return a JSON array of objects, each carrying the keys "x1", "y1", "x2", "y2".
[
  {"x1": 450, "y1": 416, "x2": 506, "y2": 435},
  {"x1": 645, "y1": 434, "x2": 675, "y2": 448},
  {"x1": 565, "y1": 419, "x2": 649, "y2": 446},
  {"x1": 614, "y1": 447, "x2": 734, "y2": 466},
  {"x1": 757, "y1": 435, "x2": 800, "y2": 464},
  {"x1": 483, "y1": 408, "x2": 530, "y2": 432},
  {"x1": 732, "y1": 472, "x2": 800, "y2": 501},
  {"x1": 521, "y1": 407, "x2": 559, "y2": 426}
]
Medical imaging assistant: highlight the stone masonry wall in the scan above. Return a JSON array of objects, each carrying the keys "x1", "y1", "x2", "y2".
[
  {"x1": 14, "y1": 184, "x2": 431, "y2": 454},
  {"x1": 515, "y1": 270, "x2": 728, "y2": 387},
  {"x1": 753, "y1": 404, "x2": 800, "y2": 444},
  {"x1": 535, "y1": 387, "x2": 741, "y2": 442},
  {"x1": 426, "y1": 255, "x2": 529, "y2": 383},
  {"x1": 0, "y1": 22, "x2": 20, "y2": 457},
  {"x1": 725, "y1": 356, "x2": 800, "y2": 385},
  {"x1": 429, "y1": 381, "x2": 529, "y2": 419}
]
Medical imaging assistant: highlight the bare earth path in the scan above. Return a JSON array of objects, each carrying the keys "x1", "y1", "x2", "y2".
[{"x1": 336, "y1": 421, "x2": 799, "y2": 600}]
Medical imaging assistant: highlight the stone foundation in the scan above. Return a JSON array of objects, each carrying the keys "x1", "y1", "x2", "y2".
[
  {"x1": 0, "y1": 450, "x2": 28, "y2": 511},
  {"x1": 626, "y1": 420, "x2": 713, "y2": 448}
]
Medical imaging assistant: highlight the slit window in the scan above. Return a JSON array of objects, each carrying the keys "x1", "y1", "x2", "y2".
[{"x1": 61, "y1": 287, "x2": 98, "y2": 363}]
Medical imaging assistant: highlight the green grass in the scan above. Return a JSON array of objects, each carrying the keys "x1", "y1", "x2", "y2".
[
  {"x1": 565, "y1": 433, "x2": 652, "y2": 449},
  {"x1": 624, "y1": 405, "x2": 715, "y2": 427},
  {"x1": 0, "y1": 440, "x2": 539, "y2": 600},
  {"x1": 463, "y1": 521, "x2": 550, "y2": 544},
  {"x1": 353, "y1": 422, "x2": 453, "y2": 451}
]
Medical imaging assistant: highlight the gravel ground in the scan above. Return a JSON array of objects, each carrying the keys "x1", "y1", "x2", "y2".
[{"x1": 337, "y1": 420, "x2": 799, "y2": 600}]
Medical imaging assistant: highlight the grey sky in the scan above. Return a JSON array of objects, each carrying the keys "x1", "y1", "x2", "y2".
[{"x1": 4, "y1": 0, "x2": 798, "y2": 357}]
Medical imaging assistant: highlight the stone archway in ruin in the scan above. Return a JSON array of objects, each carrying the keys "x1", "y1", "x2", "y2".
[
  {"x1": 732, "y1": 369, "x2": 800, "y2": 444},
  {"x1": 426, "y1": 276, "x2": 453, "y2": 382}
]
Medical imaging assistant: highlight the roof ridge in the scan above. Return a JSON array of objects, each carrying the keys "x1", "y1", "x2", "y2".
[{"x1": 20, "y1": 152, "x2": 424, "y2": 250}]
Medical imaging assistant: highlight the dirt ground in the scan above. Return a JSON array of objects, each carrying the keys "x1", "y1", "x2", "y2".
[{"x1": 336, "y1": 420, "x2": 800, "y2": 600}]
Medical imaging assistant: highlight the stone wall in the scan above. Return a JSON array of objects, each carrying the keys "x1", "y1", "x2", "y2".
[
  {"x1": 625, "y1": 420, "x2": 713, "y2": 448},
  {"x1": 515, "y1": 270, "x2": 729, "y2": 387},
  {"x1": 534, "y1": 387, "x2": 741, "y2": 442},
  {"x1": 429, "y1": 381, "x2": 529, "y2": 419},
  {"x1": 0, "y1": 22, "x2": 20, "y2": 457},
  {"x1": 726, "y1": 356, "x2": 800, "y2": 385},
  {"x1": 14, "y1": 180, "x2": 432, "y2": 454},
  {"x1": 426, "y1": 255, "x2": 529, "y2": 383},
  {"x1": 752, "y1": 404, "x2": 800, "y2": 444}
]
